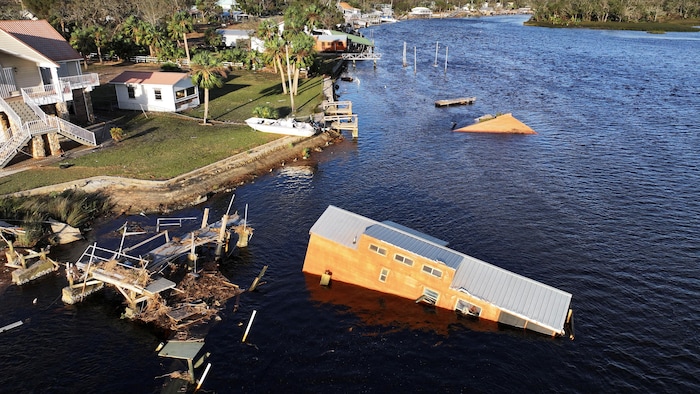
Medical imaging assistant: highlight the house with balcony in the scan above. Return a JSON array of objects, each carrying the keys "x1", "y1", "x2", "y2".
[{"x1": 0, "y1": 19, "x2": 100, "y2": 168}]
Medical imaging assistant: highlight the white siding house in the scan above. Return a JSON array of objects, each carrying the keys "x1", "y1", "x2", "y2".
[
  {"x1": 0, "y1": 19, "x2": 100, "y2": 166},
  {"x1": 216, "y1": 29, "x2": 252, "y2": 48},
  {"x1": 110, "y1": 71, "x2": 200, "y2": 112}
]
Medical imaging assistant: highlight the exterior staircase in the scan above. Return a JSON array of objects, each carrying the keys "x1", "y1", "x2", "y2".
[{"x1": 0, "y1": 96, "x2": 97, "y2": 168}]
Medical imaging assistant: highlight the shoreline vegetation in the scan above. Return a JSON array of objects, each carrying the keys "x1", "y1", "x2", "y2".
[
  {"x1": 523, "y1": 0, "x2": 700, "y2": 32},
  {"x1": 525, "y1": 19, "x2": 700, "y2": 32}
]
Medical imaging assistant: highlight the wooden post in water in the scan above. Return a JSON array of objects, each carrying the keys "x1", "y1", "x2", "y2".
[
  {"x1": 216, "y1": 195, "x2": 235, "y2": 259},
  {"x1": 444, "y1": 46, "x2": 449, "y2": 73},
  {"x1": 201, "y1": 208, "x2": 209, "y2": 229},
  {"x1": 434, "y1": 41, "x2": 439, "y2": 67},
  {"x1": 242, "y1": 310, "x2": 257, "y2": 342},
  {"x1": 249, "y1": 265, "x2": 268, "y2": 292},
  {"x1": 188, "y1": 232, "x2": 197, "y2": 269},
  {"x1": 402, "y1": 42, "x2": 407, "y2": 67}
]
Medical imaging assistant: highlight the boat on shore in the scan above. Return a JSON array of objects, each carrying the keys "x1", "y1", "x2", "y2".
[{"x1": 245, "y1": 117, "x2": 317, "y2": 137}]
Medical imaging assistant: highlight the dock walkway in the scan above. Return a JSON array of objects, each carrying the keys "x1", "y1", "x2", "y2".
[{"x1": 435, "y1": 97, "x2": 476, "y2": 107}]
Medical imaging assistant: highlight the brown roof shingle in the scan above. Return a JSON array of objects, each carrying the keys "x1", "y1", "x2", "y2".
[{"x1": 0, "y1": 19, "x2": 82, "y2": 62}]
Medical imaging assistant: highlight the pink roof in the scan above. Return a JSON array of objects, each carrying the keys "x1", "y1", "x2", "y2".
[
  {"x1": 109, "y1": 71, "x2": 192, "y2": 86},
  {"x1": 0, "y1": 20, "x2": 82, "y2": 62}
]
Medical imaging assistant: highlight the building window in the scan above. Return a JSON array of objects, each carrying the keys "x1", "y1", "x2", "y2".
[
  {"x1": 379, "y1": 268, "x2": 389, "y2": 283},
  {"x1": 422, "y1": 265, "x2": 442, "y2": 278},
  {"x1": 175, "y1": 89, "x2": 185, "y2": 99},
  {"x1": 154, "y1": 89, "x2": 162, "y2": 100},
  {"x1": 186, "y1": 86, "x2": 196, "y2": 96},
  {"x1": 394, "y1": 253, "x2": 413, "y2": 266},
  {"x1": 127, "y1": 86, "x2": 135, "y2": 99},
  {"x1": 369, "y1": 244, "x2": 387, "y2": 256},
  {"x1": 422, "y1": 288, "x2": 439, "y2": 304},
  {"x1": 456, "y1": 299, "x2": 481, "y2": 317}
]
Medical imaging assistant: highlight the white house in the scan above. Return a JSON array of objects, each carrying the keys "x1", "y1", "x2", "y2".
[
  {"x1": 409, "y1": 7, "x2": 433, "y2": 18},
  {"x1": 109, "y1": 71, "x2": 200, "y2": 112},
  {"x1": 216, "y1": 29, "x2": 253, "y2": 47},
  {"x1": 0, "y1": 19, "x2": 100, "y2": 166}
]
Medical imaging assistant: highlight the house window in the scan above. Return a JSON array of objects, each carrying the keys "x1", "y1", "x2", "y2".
[
  {"x1": 154, "y1": 89, "x2": 162, "y2": 100},
  {"x1": 394, "y1": 253, "x2": 413, "y2": 266},
  {"x1": 422, "y1": 288, "x2": 439, "y2": 305},
  {"x1": 422, "y1": 265, "x2": 442, "y2": 278},
  {"x1": 378, "y1": 268, "x2": 389, "y2": 283},
  {"x1": 456, "y1": 299, "x2": 481, "y2": 317},
  {"x1": 186, "y1": 86, "x2": 196, "y2": 96},
  {"x1": 127, "y1": 86, "x2": 135, "y2": 99},
  {"x1": 369, "y1": 244, "x2": 387, "y2": 256},
  {"x1": 175, "y1": 89, "x2": 185, "y2": 99}
]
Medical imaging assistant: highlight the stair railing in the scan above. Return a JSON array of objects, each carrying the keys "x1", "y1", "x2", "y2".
[{"x1": 21, "y1": 88, "x2": 48, "y2": 123}]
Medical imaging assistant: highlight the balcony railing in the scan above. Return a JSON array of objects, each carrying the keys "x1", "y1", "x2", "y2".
[
  {"x1": 21, "y1": 81, "x2": 72, "y2": 105},
  {"x1": 60, "y1": 73, "x2": 100, "y2": 90}
]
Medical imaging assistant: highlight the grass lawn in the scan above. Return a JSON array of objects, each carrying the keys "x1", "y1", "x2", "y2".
[{"x1": 0, "y1": 70, "x2": 328, "y2": 194}]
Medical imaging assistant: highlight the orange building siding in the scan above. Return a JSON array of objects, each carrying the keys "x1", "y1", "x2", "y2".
[{"x1": 303, "y1": 233, "x2": 501, "y2": 323}]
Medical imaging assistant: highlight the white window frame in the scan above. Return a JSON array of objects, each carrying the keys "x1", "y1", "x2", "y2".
[
  {"x1": 455, "y1": 299, "x2": 481, "y2": 317},
  {"x1": 394, "y1": 253, "x2": 414, "y2": 266},
  {"x1": 154, "y1": 88, "x2": 162, "y2": 100},
  {"x1": 379, "y1": 268, "x2": 389, "y2": 282},
  {"x1": 369, "y1": 243, "x2": 387, "y2": 256},
  {"x1": 421, "y1": 264, "x2": 442, "y2": 278},
  {"x1": 422, "y1": 288, "x2": 439, "y2": 304}
]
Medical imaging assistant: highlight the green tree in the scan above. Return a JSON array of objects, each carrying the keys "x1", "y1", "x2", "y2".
[
  {"x1": 167, "y1": 11, "x2": 194, "y2": 63},
  {"x1": 258, "y1": 19, "x2": 288, "y2": 94},
  {"x1": 122, "y1": 16, "x2": 163, "y2": 57},
  {"x1": 287, "y1": 32, "x2": 316, "y2": 96},
  {"x1": 190, "y1": 52, "x2": 228, "y2": 124}
]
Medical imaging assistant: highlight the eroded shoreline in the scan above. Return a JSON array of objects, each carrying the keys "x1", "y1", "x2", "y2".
[{"x1": 6, "y1": 130, "x2": 342, "y2": 214}]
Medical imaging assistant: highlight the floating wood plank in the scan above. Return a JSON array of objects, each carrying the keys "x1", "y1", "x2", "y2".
[
  {"x1": 0, "y1": 320, "x2": 23, "y2": 333},
  {"x1": 144, "y1": 277, "x2": 177, "y2": 294},
  {"x1": 435, "y1": 97, "x2": 476, "y2": 107}
]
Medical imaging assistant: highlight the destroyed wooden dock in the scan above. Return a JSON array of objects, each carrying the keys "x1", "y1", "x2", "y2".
[
  {"x1": 435, "y1": 97, "x2": 476, "y2": 107},
  {"x1": 62, "y1": 199, "x2": 254, "y2": 328}
]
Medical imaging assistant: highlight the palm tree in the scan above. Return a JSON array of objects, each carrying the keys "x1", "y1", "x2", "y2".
[
  {"x1": 190, "y1": 52, "x2": 228, "y2": 124},
  {"x1": 257, "y1": 20, "x2": 287, "y2": 93},
  {"x1": 167, "y1": 11, "x2": 194, "y2": 63},
  {"x1": 288, "y1": 32, "x2": 316, "y2": 95}
]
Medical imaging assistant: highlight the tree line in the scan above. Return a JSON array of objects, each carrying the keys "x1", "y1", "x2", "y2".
[{"x1": 527, "y1": 0, "x2": 700, "y2": 23}]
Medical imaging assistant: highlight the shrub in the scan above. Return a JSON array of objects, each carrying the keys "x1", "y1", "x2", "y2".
[
  {"x1": 252, "y1": 105, "x2": 279, "y2": 119},
  {"x1": 110, "y1": 127, "x2": 124, "y2": 141}
]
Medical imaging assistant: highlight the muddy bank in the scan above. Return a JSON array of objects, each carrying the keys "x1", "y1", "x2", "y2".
[{"x1": 6, "y1": 131, "x2": 342, "y2": 215}]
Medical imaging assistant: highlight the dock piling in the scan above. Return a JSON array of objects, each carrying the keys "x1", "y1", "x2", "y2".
[{"x1": 242, "y1": 310, "x2": 257, "y2": 342}]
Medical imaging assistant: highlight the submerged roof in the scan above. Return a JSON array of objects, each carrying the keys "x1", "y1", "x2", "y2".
[
  {"x1": 0, "y1": 20, "x2": 82, "y2": 63},
  {"x1": 309, "y1": 205, "x2": 572, "y2": 332},
  {"x1": 455, "y1": 113, "x2": 536, "y2": 134},
  {"x1": 110, "y1": 71, "x2": 192, "y2": 86}
]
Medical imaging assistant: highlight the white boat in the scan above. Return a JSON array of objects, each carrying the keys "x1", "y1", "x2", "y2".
[{"x1": 245, "y1": 117, "x2": 317, "y2": 137}]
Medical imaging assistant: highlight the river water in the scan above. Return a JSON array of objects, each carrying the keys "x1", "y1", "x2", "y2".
[{"x1": 1, "y1": 16, "x2": 699, "y2": 393}]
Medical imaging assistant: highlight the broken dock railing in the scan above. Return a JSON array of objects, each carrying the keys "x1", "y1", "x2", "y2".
[{"x1": 62, "y1": 196, "x2": 254, "y2": 316}]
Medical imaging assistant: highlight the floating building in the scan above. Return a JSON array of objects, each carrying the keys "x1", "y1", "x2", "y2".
[{"x1": 303, "y1": 205, "x2": 574, "y2": 338}]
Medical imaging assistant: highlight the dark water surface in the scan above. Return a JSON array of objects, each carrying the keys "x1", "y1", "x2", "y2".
[{"x1": 2, "y1": 16, "x2": 699, "y2": 393}]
